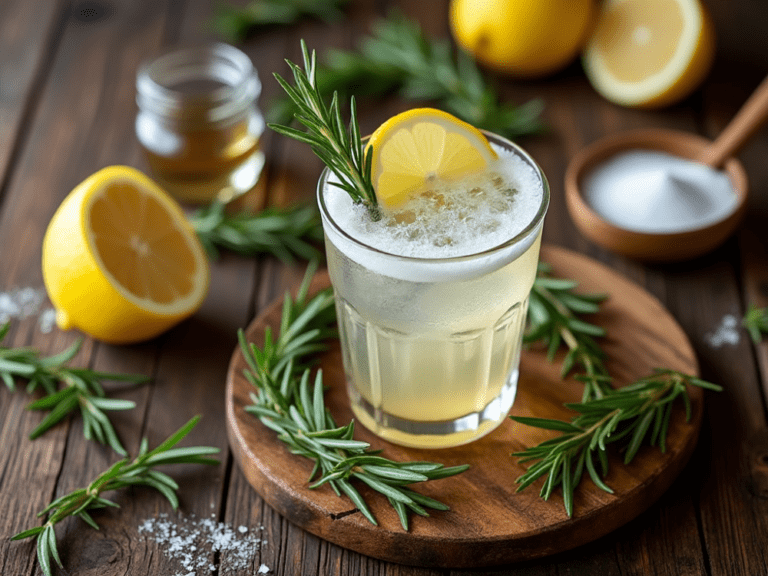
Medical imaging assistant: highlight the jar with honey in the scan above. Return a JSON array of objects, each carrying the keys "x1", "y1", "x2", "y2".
[{"x1": 136, "y1": 43, "x2": 265, "y2": 204}]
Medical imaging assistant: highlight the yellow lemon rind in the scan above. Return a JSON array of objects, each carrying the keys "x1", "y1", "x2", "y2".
[
  {"x1": 583, "y1": 0, "x2": 715, "y2": 109},
  {"x1": 449, "y1": 0, "x2": 595, "y2": 79},
  {"x1": 42, "y1": 166, "x2": 210, "y2": 344},
  {"x1": 366, "y1": 108, "x2": 498, "y2": 208}
]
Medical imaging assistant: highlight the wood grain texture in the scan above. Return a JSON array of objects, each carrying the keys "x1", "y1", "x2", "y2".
[
  {"x1": 226, "y1": 245, "x2": 702, "y2": 568},
  {"x1": 2, "y1": 0, "x2": 768, "y2": 574}
]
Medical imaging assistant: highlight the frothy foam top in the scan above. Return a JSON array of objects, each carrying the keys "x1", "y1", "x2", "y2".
[{"x1": 320, "y1": 145, "x2": 546, "y2": 282}]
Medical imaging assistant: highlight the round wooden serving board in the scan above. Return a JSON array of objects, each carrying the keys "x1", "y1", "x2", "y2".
[{"x1": 225, "y1": 245, "x2": 701, "y2": 568}]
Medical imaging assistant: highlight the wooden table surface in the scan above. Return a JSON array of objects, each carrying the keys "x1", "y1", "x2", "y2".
[{"x1": 2, "y1": 1, "x2": 767, "y2": 575}]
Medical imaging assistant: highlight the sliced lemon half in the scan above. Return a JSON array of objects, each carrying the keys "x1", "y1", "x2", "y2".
[
  {"x1": 583, "y1": 0, "x2": 715, "y2": 108},
  {"x1": 366, "y1": 108, "x2": 498, "y2": 207},
  {"x1": 42, "y1": 165, "x2": 210, "y2": 344}
]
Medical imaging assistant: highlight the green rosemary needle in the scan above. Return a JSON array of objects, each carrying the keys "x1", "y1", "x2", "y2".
[
  {"x1": 190, "y1": 201, "x2": 325, "y2": 262},
  {"x1": 270, "y1": 40, "x2": 379, "y2": 219},
  {"x1": 0, "y1": 322, "x2": 147, "y2": 455},
  {"x1": 526, "y1": 263, "x2": 611, "y2": 401},
  {"x1": 743, "y1": 303, "x2": 768, "y2": 344},
  {"x1": 12, "y1": 415, "x2": 220, "y2": 576},
  {"x1": 240, "y1": 262, "x2": 468, "y2": 530},
  {"x1": 268, "y1": 12, "x2": 545, "y2": 139},
  {"x1": 511, "y1": 370, "x2": 721, "y2": 516},
  {"x1": 516, "y1": 265, "x2": 723, "y2": 516},
  {"x1": 213, "y1": 0, "x2": 349, "y2": 42}
]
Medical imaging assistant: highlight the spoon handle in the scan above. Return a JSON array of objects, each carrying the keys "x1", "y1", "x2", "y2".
[{"x1": 698, "y1": 74, "x2": 768, "y2": 168}]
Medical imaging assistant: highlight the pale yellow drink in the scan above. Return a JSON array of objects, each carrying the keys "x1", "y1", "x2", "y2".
[{"x1": 318, "y1": 132, "x2": 549, "y2": 448}]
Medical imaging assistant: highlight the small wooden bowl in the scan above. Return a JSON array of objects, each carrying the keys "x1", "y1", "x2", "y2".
[{"x1": 565, "y1": 128, "x2": 749, "y2": 262}]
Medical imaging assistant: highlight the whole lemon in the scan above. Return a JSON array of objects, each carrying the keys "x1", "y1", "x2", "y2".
[{"x1": 449, "y1": 0, "x2": 595, "y2": 78}]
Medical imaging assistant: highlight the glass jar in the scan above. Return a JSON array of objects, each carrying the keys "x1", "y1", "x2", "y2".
[{"x1": 135, "y1": 43, "x2": 265, "y2": 204}]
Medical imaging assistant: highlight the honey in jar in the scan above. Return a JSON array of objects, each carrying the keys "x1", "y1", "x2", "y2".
[{"x1": 136, "y1": 43, "x2": 265, "y2": 204}]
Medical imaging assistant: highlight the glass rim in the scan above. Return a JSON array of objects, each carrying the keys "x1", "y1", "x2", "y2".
[
  {"x1": 316, "y1": 130, "x2": 550, "y2": 266},
  {"x1": 136, "y1": 42, "x2": 260, "y2": 121}
]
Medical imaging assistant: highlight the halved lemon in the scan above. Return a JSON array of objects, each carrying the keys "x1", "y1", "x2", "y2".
[
  {"x1": 366, "y1": 108, "x2": 498, "y2": 207},
  {"x1": 42, "y1": 165, "x2": 210, "y2": 344},
  {"x1": 583, "y1": 0, "x2": 715, "y2": 108}
]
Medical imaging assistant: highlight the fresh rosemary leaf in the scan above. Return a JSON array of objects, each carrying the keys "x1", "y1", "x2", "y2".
[
  {"x1": 0, "y1": 324, "x2": 148, "y2": 455},
  {"x1": 526, "y1": 263, "x2": 610, "y2": 401},
  {"x1": 12, "y1": 415, "x2": 219, "y2": 576},
  {"x1": 517, "y1": 265, "x2": 724, "y2": 516},
  {"x1": 190, "y1": 201, "x2": 324, "y2": 262},
  {"x1": 269, "y1": 12, "x2": 544, "y2": 139},
  {"x1": 213, "y1": 0, "x2": 349, "y2": 42},
  {"x1": 270, "y1": 41, "x2": 379, "y2": 219},
  {"x1": 743, "y1": 303, "x2": 768, "y2": 344},
  {"x1": 240, "y1": 263, "x2": 468, "y2": 530}
]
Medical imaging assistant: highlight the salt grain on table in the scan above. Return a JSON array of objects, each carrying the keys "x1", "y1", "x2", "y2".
[
  {"x1": 139, "y1": 513, "x2": 267, "y2": 576},
  {"x1": 705, "y1": 314, "x2": 740, "y2": 348}
]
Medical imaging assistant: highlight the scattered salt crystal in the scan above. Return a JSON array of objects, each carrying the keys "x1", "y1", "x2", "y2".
[
  {"x1": 39, "y1": 308, "x2": 56, "y2": 333},
  {"x1": 0, "y1": 287, "x2": 46, "y2": 323},
  {"x1": 139, "y1": 513, "x2": 267, "y2": 575},
  {"x1": 706, "y1": 314, "x2": 740, "y2": 348},
  {"x1": 258, "y1": 565, "x2": 270, "y2": 574}
]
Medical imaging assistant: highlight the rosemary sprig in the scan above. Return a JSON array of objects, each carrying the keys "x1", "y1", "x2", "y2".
[
  {"x1": 743, "y1": 303, "x2": 768, "y2": 344},
  {"x1": 526, "y1": 263, "x2": 611, "y2": 401},
  {"x1": 12, "y1": 415, "x2": 220, "y2": 576},
  {"x1": 213, "y1": 0, "x2": 349, "y2": 42},
  {"x1": 270, "y1": 41, "x2": 379, "y2": 219},
  {"x1": 268, "y1": 13, "x2": 545, "y2": 139},
  {"x1": 0, "y1": 322, "x2": 147, "y2": 455},
  {"x1": 239, "y1": 262, "x2": 468, "y2": 530},
  {"x1": 511, "y1": 370, "x2": 721, "y2": 517},
  {"x1": 515, "y1": 265, "x2": 723, "y2": 516},
  {"x1": 190, "y1": 201, "x2": 324, "y2": 262}
]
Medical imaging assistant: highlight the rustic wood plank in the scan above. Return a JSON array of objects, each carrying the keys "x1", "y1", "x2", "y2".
[
  {"x1": 0, "y1": 2, "x2": 259, "y2": 575},
  {"x1": 690, "y1": 2, "x2": 768, "y2": 574},
  {"x1": 0, "y1": 0, "x2": 63, "y2": 193},
  {"x1": 2, "y1": 0, "x2": 768, "y2": 574}
]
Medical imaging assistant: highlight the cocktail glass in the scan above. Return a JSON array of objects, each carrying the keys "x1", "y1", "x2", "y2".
[{"x1": 317, "y1": 132, "x2": 550, "y2": 449}]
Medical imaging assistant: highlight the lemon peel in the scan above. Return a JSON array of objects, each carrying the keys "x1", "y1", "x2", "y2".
[
  {"x1": 366, "y1": 108, "x2": 497, "y2": 207},
  {"x1": 582, "y1": 0, "x2": 715, "y2": 108}
]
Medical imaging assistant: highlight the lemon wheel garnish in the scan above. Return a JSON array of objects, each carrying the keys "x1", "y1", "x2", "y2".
[
  {"x1": 583, "y1": 0, "x2": 715, "y2": 108},
  {"x1": 42, "y1": 165, "x2": 210, "y2": 344},
  {"x1": 366, "y1": 108, "x2": 498, "y2": 207}
]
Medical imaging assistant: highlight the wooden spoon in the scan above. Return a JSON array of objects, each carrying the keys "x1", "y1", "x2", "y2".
[{"x1": 697, "y1": 74, "x2": 768, "y2": 167}]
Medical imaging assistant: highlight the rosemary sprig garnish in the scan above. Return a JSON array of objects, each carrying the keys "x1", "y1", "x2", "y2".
[
  {"x1": 526, "y1": 263, "x2": 611, "y2": 401},
  {"x1": 213, "y1": 0, "x2": 349, "y2": 42},
  {"x1": 239, "y1": 262, "x2": 468, "y2": 530},
  {"x1": 268, "y1": 13, "x2": 545, "y2": 139},
  {"x1": 12, "y1": 415, "x2": 220, "y2": 576},
  {"x1": 190, "y1": 201, "x2": 324, "y2": 262},
  {"x1": 270, "y1": 41, "x2": 379, "y2": 219},
  {"x1": 0, "y1": 322, "x2": 147, "y2": 455},
  {"x1": 511, "y1": 370, "x2": 721, "y2": 516},
  {"x1": 743, "y1": 303, "x2": 768, "y2": 344},
  {"x1": 514, "y1": 265, "x2": 723, "y2": 516}
]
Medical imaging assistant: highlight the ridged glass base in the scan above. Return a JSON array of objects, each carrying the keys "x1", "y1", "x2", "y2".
[{"x1": 348, "y1": 368, "x2": 518, "y2": 449}]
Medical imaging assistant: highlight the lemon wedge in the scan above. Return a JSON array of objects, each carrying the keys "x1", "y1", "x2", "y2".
[
  {"x1": 42, "y1": 165, "x2": 210, "y2": 344},
  {"x1": 583, "y1": 0, "x2": 715, "y2": 108},
  {"x1": 366, "y1": 108, "x2": 498, "y2": 207}
]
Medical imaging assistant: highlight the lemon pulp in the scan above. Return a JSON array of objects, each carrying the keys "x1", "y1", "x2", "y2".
[
  {"x1": 42, "y1": 165, "x2": 210, "y2": 344},
  {"x1": 583, "y1": 0, "x2": 715, "y2": 108},
  {"x1": 367, "y1": 108, "x2": 497, "y2": 207}
]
